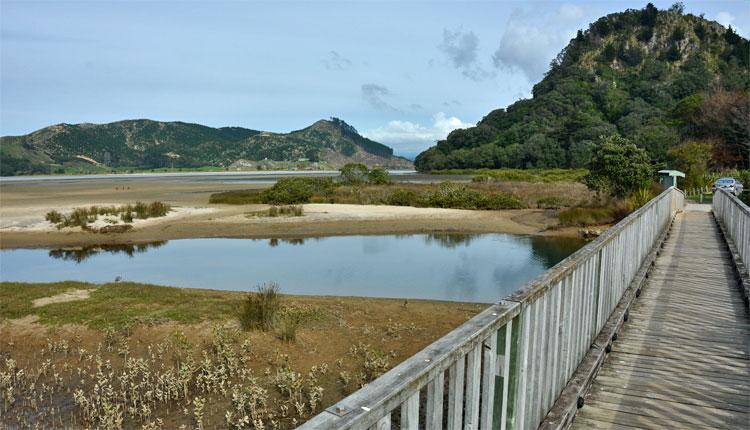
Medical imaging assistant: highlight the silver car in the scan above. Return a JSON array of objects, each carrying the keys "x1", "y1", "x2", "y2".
[{"x1": 712, "y1": 177, "x2": 744, "y2": 196}]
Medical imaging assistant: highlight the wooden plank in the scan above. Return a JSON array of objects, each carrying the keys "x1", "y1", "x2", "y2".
[
  {"x1": 400, "y1": 391, "x2": 419, "y2": 430},
  {"x1": 480, "y1": 331, "x2": 497, "y2": 429},
  {"x1": 465, "y1": 343, "x2": 482, "y2": 429},
  {"x1": 426, "y1": 371, "x2": 445, "y2": 430},
  {"x1": 499, "y1": 320, "x2": 512, "y2": 430},
  {"x1": 566, "y1": 208, "x2": 750, "y2": 430},
  {"x1": 448, "y1": 355, "x2": 466, "y2": 430}
]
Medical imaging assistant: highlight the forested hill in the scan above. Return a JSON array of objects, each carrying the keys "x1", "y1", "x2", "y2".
[
  {"x1": 0, "y1": 118, "x2": 412, "y2": 175},
  {"x1": 415, "y1": 3, "x2": 750, "y2": 172}
]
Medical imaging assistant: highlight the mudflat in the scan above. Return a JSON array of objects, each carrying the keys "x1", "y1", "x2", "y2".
[{"x1": 0, "y1": 175, "x2": 570, "y2": 249}]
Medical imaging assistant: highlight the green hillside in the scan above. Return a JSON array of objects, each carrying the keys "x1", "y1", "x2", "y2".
[
  {"x1": 0, "y1": 118, "x2": 411, "y2": 176},
  {"x1": 415, "y1": 3, "x2": 749, "y2": 172}
]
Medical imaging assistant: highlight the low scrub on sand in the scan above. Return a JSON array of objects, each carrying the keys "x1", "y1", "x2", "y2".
[
  {"x1": 45, "y1": 201, "x2": 171, "y2": 230},
  {"x1": 0, "y1": 281, "x2": 484, "y2": 429},
  {"x1": 247, "y1": 205, "x2": 304, "y2": 218}
]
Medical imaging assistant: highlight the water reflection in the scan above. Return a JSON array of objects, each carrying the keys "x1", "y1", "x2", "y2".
[
  {"x1": 3, "y1": 234, "x2": 585, "y2": 303},
  {"x1": 48, "y1": 241, "x2": 168, "y2": 263},
  {"x1": 424, "y1": 233, "x2": 477, "y2": 249}
]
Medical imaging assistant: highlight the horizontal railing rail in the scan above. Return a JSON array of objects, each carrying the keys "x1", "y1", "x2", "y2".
[
  {"x1": 299, "y1": 187, "x2": 684, "y2": 430},
  {"x1": 713, "y1": 189, "x2": 749, "y2": 277}
]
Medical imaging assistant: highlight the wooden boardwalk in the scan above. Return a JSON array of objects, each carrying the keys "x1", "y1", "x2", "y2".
[{"x1": 572, "y1": 205, "x2": 750, "y2": 429}]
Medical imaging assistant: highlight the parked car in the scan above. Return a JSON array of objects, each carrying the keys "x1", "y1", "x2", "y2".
[{"x1": 712, "y1": 177, "x2": 744, "y2": 196}]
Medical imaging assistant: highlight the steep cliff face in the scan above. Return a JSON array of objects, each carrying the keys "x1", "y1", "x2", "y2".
[{"x1": 415, "y1": 4, "x2": 749, "y2": 171}]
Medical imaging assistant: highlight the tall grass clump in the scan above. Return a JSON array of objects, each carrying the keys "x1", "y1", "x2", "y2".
[
  {"x1": 239, "y1": 282, "x2": 281, "y2": 331},
  {"x1": 45, "y1": 210, "x2": 63, "y2": 224},
  {"x1": 46, "y1": 201, "x2": 171, "y2": 229},
  {"x1": 558, "y1": 199, "x2": 632, "y2": 227}
]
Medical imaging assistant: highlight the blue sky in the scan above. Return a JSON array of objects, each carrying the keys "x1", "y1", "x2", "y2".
[{"x1": 1, "y1": 1, "x2": 748, "y2": 156}]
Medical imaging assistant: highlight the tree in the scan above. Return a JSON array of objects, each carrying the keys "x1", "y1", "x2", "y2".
[
  {"x1": 586, "y1": 135, "x2": 653, "y2": 196},
  {"x1": 667, "y1": 140, "x2": 713, "y2": 188},
  {"x1": 367, "y1": 167, "x2": 390, "y2": 184},
  {"x1": 339, "y1": 163, "x2": 369, "y2": 184}
]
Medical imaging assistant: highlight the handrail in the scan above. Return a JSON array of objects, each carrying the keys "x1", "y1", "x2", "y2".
[
  {"x1": 713, "y1": 189, "x2": 749, "y2": 277},
  {"x1": 299, "y1": 187, "x2": 684, "y2": 430}
]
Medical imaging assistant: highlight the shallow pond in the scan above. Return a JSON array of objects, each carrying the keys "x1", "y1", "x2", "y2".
[{"x1": 0, "y1": 234, "x2": 585, "y2": 303}]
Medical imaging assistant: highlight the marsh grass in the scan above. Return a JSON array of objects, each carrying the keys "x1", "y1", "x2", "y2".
[
  {"x1": 246, "y1": 205, "x2": 304, "y2": 218},
  {"x1": 0, "y1": 281, "x2": 484, "y2": 429},
  {"x1": 558, "y1": 199, "x2": 632, "y2": 227},
  {"x1": 240, "y1": 283, "x2": 281, "y2": 331},
  {"x1": 444, "y1": 168, "x2": 589, "y2": 183},
  {"x1": 0, "y1": 281, "x2": 236, "y2": 329},
  {"x1": 46, "y1": 201, "x2": 171, "y2": 230}
]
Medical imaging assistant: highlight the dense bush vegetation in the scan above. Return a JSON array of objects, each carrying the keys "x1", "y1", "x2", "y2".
[
  {"x1": 260, "y1": 177, "x2": 337, "y2": 204},
  {"x1": 415, "y1": 4, "x2": 750, "y2": 172},
  {"x1": 210, "y1": 179, "x2": 526, "y2": 210},
  {"x1": 585, "y1": 135, "x2": 653, "y2": 197}
]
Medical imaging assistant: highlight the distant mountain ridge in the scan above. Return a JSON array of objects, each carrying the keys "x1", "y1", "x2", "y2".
[
  {"x1": 415, "y1": 3, "x2": 750, "y2": 171},
  {"x1": 0, "y1": 118, "x2": 412, "y2": 175}
]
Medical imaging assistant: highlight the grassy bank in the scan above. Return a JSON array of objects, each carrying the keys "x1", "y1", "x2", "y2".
[
  {"x1": 209, "y1": 178, "x2": 594, "y2": 211},
  {"x1": 0, "y1": 281, "x2": 483, "y2": 429},
  {"x1": 431, "y1": 168, "x2": 589, "y2": 183}
]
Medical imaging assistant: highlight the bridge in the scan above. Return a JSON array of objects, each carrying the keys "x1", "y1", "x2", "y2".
[{"x1": 299, "y1": 188, "x2": 749, "y2": 430}]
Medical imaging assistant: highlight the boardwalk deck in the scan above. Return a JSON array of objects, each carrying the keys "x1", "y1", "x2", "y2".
[{"x1": 571, "y1": 204, "x2": 750, "y2": 430}]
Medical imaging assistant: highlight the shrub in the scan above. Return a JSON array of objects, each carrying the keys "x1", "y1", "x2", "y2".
[
  {"x1": 339, "y1": 163, "x2": 369, "y2": 185},
  {"x1": 424, "y1": 183, "x2": 524, "y2": 210},
  {"x1": 148, "y1": 201, "x2": 170, "y2": 217},
  {"x1": 239, "y1": 282, "x2": 281, "y2": 331},
  {"x1": 628, "y1": 188, "x2": 654, "y2": 209},
  {"x1": 558, "y1": 199, "x2": 632, "y2": 227},
  {"x1": 367, "y1": 167, "x2": 390, "y2": 184},
  {"x1": 385, "y1": 188, "x2": 421, "y2": 207},
  {"x1": 45, "y1": 210, "x2": 63, "y2": 224},
  {"x1": 261, "y1": 177, "x2": 336, "y2": 204},
  {"x1": 536, "y1": 196, "x2": 565, "y2": 209},
  {"x1": 278, "y1": 313, "x2": 302, "y2": 342},
  {"x1": 120, "y1": 212, "x2": 134, "y2": 223},
  {"x1": 586, "y1": 135, "x2": 653, "y2": 197}
]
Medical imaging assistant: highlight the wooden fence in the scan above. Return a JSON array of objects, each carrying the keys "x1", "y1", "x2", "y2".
[
  {"x1": 298, "y1": 187, "x2": 684, "y2": 430},
  {"x1": 713, "y1": 189, "x2": 749, "y2": 278}
]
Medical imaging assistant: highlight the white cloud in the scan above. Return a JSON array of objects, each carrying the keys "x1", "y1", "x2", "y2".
[
  {"x1": 492, "y1": 20, "x2": 558, "y2": 82},
  {"x1": 438, "y1": 28, "x2": 494, "y2": 81},
  {"x1": 363, "y1": 112, "x2": 473, "y2": 152},
  {"x1": 716, "y1": 11, "x2": 735, "y2": 28},
  {"x1": 491, "y1": 7, "x2": 584, "y2": 82}
]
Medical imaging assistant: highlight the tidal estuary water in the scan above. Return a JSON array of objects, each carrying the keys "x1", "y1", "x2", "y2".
[{"x1": 0, "y1": 233, "x2": 584, "y2": 303}]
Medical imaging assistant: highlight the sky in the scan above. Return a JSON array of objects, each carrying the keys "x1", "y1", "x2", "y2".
[{"x1": 1, "y1": 1, "x2": 748, "y2": 157}]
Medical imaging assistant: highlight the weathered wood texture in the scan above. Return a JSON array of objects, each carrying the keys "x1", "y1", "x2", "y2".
[
  {"x1": 298, "y1": 189, "x2": 684, "y2": 430},
  {"x1": 713, "y1": 189, "x2": 750, "y2": 301},
  {"x1": 572, "y1": 207, "x2": 750, "y2": 430}
]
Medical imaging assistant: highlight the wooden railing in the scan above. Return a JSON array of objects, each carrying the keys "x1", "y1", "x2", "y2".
[
  {"x1": 298, "y1": 187, "x2": 684, "y2": 430},
  {"x1": 713, "y1": 190, "x2": 749, "y2": 277}
]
